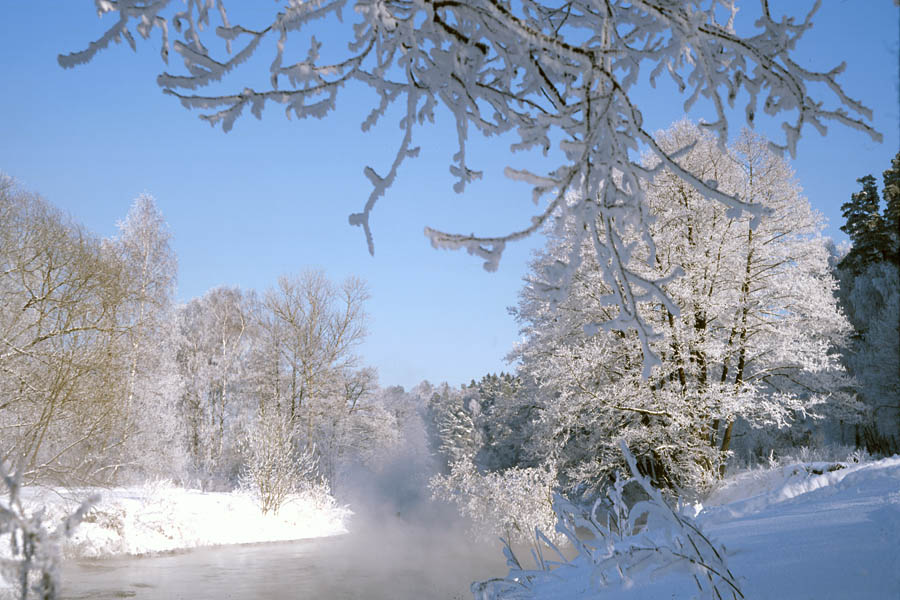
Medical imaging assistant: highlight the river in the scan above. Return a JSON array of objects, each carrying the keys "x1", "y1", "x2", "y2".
[{"x1": 60, "y1": 517, "x2": 509, "y2": 600}]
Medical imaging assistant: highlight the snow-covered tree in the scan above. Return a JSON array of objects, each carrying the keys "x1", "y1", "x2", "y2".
[
  {"x1": 510, "y1": 121, "x2": 857, "y2": 494},
  {"x1": 838, "y1": 175, "x2": 890, "y2": 275},
  {"x1": 0, "y1": 181, "x2": 185, "y2": 486},
  {"x1": 111, "y1": 195, "x2": 185, "y2": 481},
  {"x1": 883, "y1": 152, "x2": 900, "y2": 263},
  {"x1": 254, "y1": 271, "x2": 369, "y2": 442},
  {"x1": 308, "y1": 367, "x2": 398, "y2": 486},
  {"x1": 466, "y1": 373, "x2": 532, "y2": 472},
  {"x1": 60, "y1": 1, "x2": 881, "y2": 373},
  {"x1": 430, "y1": 455, "x2": 558, "y2": 545},
  {"x1": 175, "y1": 286, "x2": 253, "y2": 483},
  {"x1": 245, "y1": 271, "x2": 375, "y2": 487},
  {"x1": 173, "y1": 270, "x2": 379, "y2": 490},
  {"x1": 424, "y1": 374, "x2": 559, "y2": 543}
]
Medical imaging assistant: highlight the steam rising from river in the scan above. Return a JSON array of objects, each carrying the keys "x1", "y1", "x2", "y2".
[
  {"x1": 328, "y1": 414, "x2": 509, "y2": 599},
  {"x1": 61, "y1": 400, "x2": 508, "y2": 599}
]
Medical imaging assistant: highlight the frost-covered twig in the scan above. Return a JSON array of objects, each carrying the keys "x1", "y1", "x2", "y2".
[{"x1": 0, "y1": 461, "x2": 99, "y2": 600}]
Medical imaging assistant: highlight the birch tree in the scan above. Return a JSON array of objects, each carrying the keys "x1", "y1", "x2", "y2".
[
  {"x1": 59, "y1": 0, "x2": 882, "y2": 373},
  {"x1": 247, "y1": 271, "x2": 371, "y2": 487},
  {"x1": 115, "y1": 196, "x2": 176, "y2": 418},
  {"x1": 112, "y1": 195, "x2": 184, "y2": 480},
  {"x1": 256, "y1": 271, "x2": 369, "y2": 435},
  {"x1": 174, "y1": 271, "x2": 373, "y2": 492}
]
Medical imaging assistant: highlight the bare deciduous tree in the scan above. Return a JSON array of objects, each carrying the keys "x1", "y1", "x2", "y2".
[
  {"x1": 257, "y1": 271, "x2": 369, "y2": 444},
  {"x1": 0, "y1": 179, "x2": 131, "y2": 484}
]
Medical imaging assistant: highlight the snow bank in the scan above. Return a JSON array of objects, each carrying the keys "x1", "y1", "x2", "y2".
[
  {"x1": 17, "y1": 481, "x2": 350, "y2": 559},
  {"x1": 702, "y1": 456, "x2": 900, "y2": 521},
  {"x1": 704, "y1": 455, "x2": 900, "y2": 599}
]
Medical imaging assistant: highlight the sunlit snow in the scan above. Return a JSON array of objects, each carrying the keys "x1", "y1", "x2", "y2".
[{"x1": 13, "y1": 483, "x2": 349, "y2": 559}]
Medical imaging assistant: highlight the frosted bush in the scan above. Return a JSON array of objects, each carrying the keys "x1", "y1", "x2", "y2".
[
  {"x1": 430, "y1": 458, "x2": 558, "y2": 547},
  {"x1": 473, "y1": 442, "x2": 742, "y2": 599},
  {"x1": 238, "y1": 411, "x2": 320, "y2": 514}
]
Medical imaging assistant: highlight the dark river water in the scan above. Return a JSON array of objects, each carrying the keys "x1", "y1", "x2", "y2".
[{"x1": 60, "y1": 517, "x2": 509, "y2": 600}]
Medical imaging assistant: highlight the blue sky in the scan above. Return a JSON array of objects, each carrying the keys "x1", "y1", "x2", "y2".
[{"x1": 1, "y1": 2, "x2": 897, "y2": 390}]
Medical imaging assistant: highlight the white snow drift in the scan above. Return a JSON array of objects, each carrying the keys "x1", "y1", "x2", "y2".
[{"x1": 17, "y1": 481, "x2": 349, "y2": 559}]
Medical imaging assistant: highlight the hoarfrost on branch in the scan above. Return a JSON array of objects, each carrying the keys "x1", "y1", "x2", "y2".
[{"x1": 60, "y1": 0, "x2": 880, "y2": 372}]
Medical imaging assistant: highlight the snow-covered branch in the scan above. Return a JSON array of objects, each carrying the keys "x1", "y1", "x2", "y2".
[{"x1": 61, "y1": 0, "x2": 881, "y2": 372}]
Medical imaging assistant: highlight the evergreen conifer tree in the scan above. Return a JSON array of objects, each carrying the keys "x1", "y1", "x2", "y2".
[
  {"x1": 839, "y1": 175, "x2": 889, "y2": 274},
  {"x1": 881, "y1": 152, "x2": 900, "y2": 264}
]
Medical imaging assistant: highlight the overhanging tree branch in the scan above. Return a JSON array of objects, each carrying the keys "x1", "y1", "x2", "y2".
[{"x1": 60, "y1": 0, "x2": 881, "y2": 375}]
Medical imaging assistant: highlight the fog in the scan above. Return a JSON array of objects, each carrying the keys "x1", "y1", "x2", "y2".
[
  {"x1": 62, "y1": 402, "x2": 510, "y2": 600},
  {"x1": 62, "y1": 523, "x2": 507, "y2": 600}
]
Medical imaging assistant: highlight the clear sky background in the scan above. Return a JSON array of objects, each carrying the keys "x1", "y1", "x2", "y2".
[{"x1": 1, "y1": 1, "x2": 897, "y2": 390}]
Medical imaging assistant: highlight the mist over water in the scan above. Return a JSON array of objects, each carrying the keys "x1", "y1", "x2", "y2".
[
  {"x1": 62, "y1": 401, "x2": 510, "y2": 600},
  {"x1": 62, "y1": 522, "x2": 506, "y2": 600}
]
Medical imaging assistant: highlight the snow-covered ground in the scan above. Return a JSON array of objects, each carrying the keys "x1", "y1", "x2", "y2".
[
  {"x1": 17, "y1": 481, "x2": 350, "y2": 559},
  {"x1": 701, "y1": 456, "x2": 900, "y2": 599},
  {"x1": 5, "y1": 457, "x2": 899, "y2": 598},
  {"x1": 481, "y1": 455, "x2": 900, "y2": 599}
]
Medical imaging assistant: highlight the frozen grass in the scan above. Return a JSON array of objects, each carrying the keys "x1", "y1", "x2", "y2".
[{"x1": 12, "y1": 480, "x2": 349, "y2": 559}]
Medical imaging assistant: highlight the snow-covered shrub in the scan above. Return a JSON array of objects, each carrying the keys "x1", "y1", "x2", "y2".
[
  {"x1": 472, "y1": 442, "x2": 742, "y2": 600},
  {"x1": 0, "y1": 462, "x2": 97, "y2": 599},
  {"x1": 238, "y1": 411, "x2": 320, "y2": 514},
  {"x1": 430, "y1": 458, "x2": 558, "y2": 546}
]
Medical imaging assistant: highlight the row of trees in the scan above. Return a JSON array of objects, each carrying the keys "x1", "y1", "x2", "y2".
[
  {"x1": 5, "y1": 142, "x2": 893, "y2": 532},
  {"x1": 3, "y1": 144, "x2": 894, "y2": 533},
  {"x1": 836, "y1": 152, "x2": 900, "y2": 452},
  {"x1": 47, "y1": 0, "x2": 887, "y2": 528},
  {"x1": 0, "y1": 179, "x2": 409, "y2": 511},
  {"x1": 176, "y1": 273, "x2": 398, "y2": 492}
]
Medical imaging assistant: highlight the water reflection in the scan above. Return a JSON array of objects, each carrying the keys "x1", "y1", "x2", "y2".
[{"x1": 62, "y1": 517, "x2": 507, "y2": 600}]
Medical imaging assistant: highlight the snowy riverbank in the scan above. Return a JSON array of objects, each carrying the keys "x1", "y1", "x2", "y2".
[
  {"x1": 17, "y1": 481, "x2": 350, "y2": 559},
  {"x1": 478, "y1": 454, "x2": 900, "y2": 599},
  {"x1": 6, "y1": 456, "x2": 899, "y2": 598}
]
